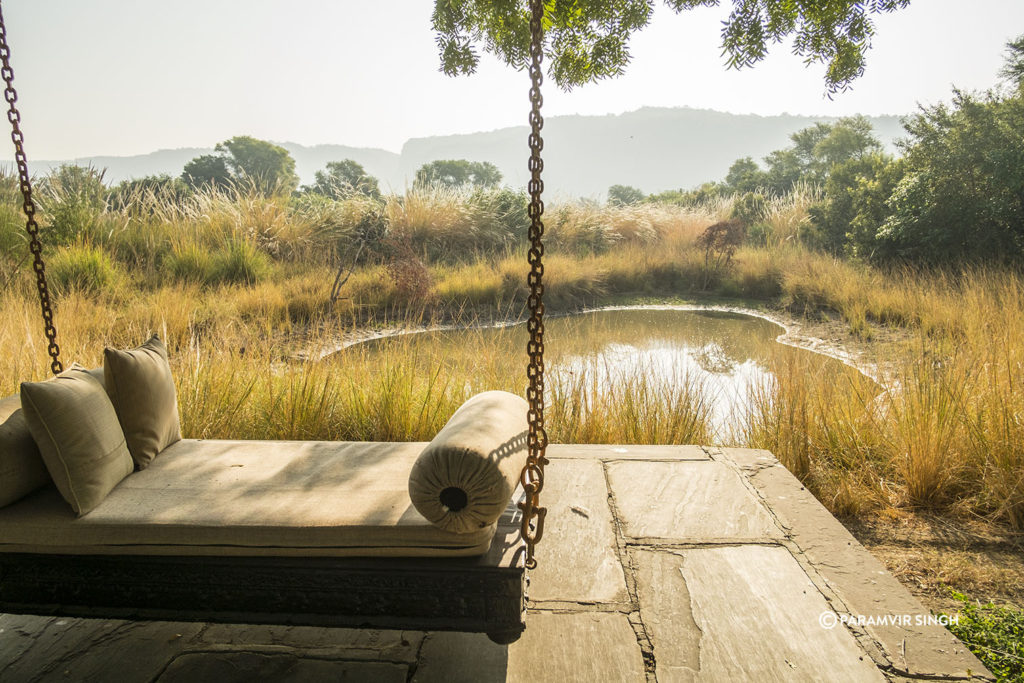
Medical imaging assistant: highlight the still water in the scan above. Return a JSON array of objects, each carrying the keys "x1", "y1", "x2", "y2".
[{"x1": 350, "y1": 308, "x2": 847, "y2": 438}]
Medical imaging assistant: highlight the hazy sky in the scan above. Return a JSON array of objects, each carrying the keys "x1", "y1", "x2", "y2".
[{"x1": 2, "y1": 0, "x2": 1022, "y2": 160}]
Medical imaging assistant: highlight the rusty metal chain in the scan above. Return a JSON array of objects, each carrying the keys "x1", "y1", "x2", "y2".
[
  {"x1": 0, "y1": 2, "x2": 62, "y2": 376},
  {"x1": 518, "y1": 0, "x2": 548, "y2": 571}
]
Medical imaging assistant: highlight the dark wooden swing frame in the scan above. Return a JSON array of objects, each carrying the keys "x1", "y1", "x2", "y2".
[
  {"x1": 0, "y1": 519, "x2": 528, "y2": 644},
  {"x1": 0, "y1": 0, "x2": 550, "y2": 646}
]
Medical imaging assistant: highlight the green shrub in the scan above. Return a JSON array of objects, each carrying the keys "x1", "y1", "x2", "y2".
[
  {"x1": 807, "y1": 153, "x2": 901, "y2": 257},
  {"x1": 107, "y1": 174, "x2": 191, "y2": 215},
  {"x1": 48, "y1": 244, "x2": 123, "y2": 295},
  {"x1": 877, "y1": 88, "x2": 1024, "y2": 264},
  {"x1": 38, "y1": 165, "x2": 107, "y2": 246},
  {"x1": 166, "y1": 240, "x2": 271, "y2": 286},
  {"x1": 468, "y1": 187, "x2": 527, "y2": 252},
  {"x1": 210, "y1": 240, "x2": 272, "y2": 284},
  {"x1": 296, "y1": 193, "x2": 389, "y2": 261},
  {"x1": 732, "y1": 192, "x2": 769, "y2": 226},
  {"x1": 165, "y1": 242, "x2": 215, "y2": 283},
  {"x1": 944, "y1": 590, "x2": 1024, "y2": 681}
]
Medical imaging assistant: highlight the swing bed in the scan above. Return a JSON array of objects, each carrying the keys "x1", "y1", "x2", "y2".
[{"x1": 0, "y1": 1, "x2": 551, "y2": 645}]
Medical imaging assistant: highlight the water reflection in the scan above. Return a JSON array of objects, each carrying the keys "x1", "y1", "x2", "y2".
[
  {"x1": 545, "y1": 310, "x2": 784, "y2": 438},
  {"x1": 349, "y1": 308, "x2": 845, "y2": 439}
]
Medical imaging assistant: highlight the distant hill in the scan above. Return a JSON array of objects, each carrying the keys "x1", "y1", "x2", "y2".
[{"x1": 26, "y1": 107, "x2": 907, "y2": 198}]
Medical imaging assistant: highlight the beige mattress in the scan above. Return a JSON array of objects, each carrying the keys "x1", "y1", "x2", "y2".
[{"x1": 0, "y1": 439, "x2": 498, "y2": 557}]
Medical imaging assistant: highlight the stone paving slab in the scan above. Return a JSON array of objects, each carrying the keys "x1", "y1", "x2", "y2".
[
  {"x1": 608, "y1": 460, "x2": 784, "y2": 542},
  {"x1": 0, "y1": 446, "x2": 993, "y2": 682},
  {"x1": 714, "y1": 447, "x2": 991, "y2": 680},
  {"x1": 0, "y1": 614, "x2": 205, "y2": 683},
  {"x1": 0, "y1": 614, "x2": 424, "y2": 683},
  {"x1": 528, "y1": 458, "x2": 629, "y2": 605},
  {"x1": 633, "y1": 546, "x2": 885, "y2": 682},
  {"x1": 157, "y1": 653, "x2": 407, "y2": 682},
  {"x1": 411, "y1": 612, "x2": 646, "y2": 683},
  {"x1": 195, "y1": 623, "x2": 424, "y2": 662}
]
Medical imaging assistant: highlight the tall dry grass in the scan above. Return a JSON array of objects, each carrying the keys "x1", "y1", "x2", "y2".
[
  {"x1": 743, "y1": 269, "x2": 1024, "y2": 528},
  {"x1": 3, "y1": 181, "x2": 1023, "y2": 528}
]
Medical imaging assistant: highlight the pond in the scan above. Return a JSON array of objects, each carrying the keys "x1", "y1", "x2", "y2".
[{"x1": 347, "y1": 307, "x2": 852, "y2": 440}]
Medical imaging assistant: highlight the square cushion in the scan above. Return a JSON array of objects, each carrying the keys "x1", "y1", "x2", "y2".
[
  {"x1": 0, "y1": 367, "x2": 107, "y2": 509},
  {"x1": 20, "y1": 365, "x2": 134, "y2": 515},
  {"x1": 0, "y1": 394, "x2": 51, "y2": 508},
  {"x1": 103, "y1": 335, "x2": 182, "y2": 469}
]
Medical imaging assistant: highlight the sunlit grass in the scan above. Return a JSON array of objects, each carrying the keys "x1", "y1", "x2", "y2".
[{"x1": 3, "y1": 184, "x2": 1024, "y2": 529}]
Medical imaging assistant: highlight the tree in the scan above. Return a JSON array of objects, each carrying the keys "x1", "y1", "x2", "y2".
[
  {"x1": 876, "y1": 89, "x2": 1024, "y2": 263},
  {"x1": 216, "y1": 136, "x2": 299, "y2": 196},
  {"x1": 761, "y1": 149, "x2": 804, "y2": 195},
  {"x1": 607, "y1": 184, "x2": 645, "y2": 205},
  {"x1": 181, "y1": 154, "x2": 231, "y2": 190},
  {"x1": 813, "y1": 116, "x2": 882, "y2": 169},
  {"x1": 182, "y1": 136, "x2": 299, "y2": 196},
  {"x1": 724, "y1": 157, "x2": 766, "y2": 194},
  {"x1": 414, "y1": 159, "x2": 502, "y2": 189},
  {"x1": 999, "y1": 34, "x2": 1024, "y2": 89},
  {"x1": 307, "y1": 160, "x2": 382, "y2": 200},
  {"x1": 433, "y1": 0, "x2": 909, "y2": 93},
  {"x1": 808, "y1": 153, "x2": 902, "y2": 257},
  {"x1": 750, "y1": 116, "x2": 883, "y2": 194}
]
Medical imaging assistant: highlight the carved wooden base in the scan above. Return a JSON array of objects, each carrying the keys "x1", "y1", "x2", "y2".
[{"x1": 0, "y1": 552, "x2": 526, "y2": 642}]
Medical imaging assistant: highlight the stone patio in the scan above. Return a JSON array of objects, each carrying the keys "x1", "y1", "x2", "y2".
[{"x1": 0, "y1": 446, "x2": 993, "y2": 682}]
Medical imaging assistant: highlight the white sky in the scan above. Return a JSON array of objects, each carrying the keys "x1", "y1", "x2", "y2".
[{"x1": 2, "y1": 0, "x2": 1022, "y2": 160}]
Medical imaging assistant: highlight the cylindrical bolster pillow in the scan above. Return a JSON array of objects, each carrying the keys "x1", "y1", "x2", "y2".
[{"x1": 408, "y1": 391, "x2": 529, "y2": 534}]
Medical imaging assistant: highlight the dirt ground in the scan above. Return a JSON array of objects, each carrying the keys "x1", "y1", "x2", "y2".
[{"x1": 844, "y1": 511, "x2": 1024, "y2": 615}]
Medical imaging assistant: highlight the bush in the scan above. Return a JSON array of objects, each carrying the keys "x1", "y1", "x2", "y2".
[
  {"x1": 210, "y1": 240, "x2": 272, "y2": 285},
  {"x1": 647, "y1": 182, "x2": 726, "y2": 209},
  {"x1": 385, "y1": 237, "x2": 433, "y2": 303},
  {"x1": 731, "y1": 192, "x2": 769, "y2": 238},
  {"x1": 696, "y1": 218, "x2": 746, "y2": 290},
  {"x1": 164, "y1": 240, "x2": 272, "y2": 286},
  {"x1": 38, "y1": 165, "x2": 107, "y2": 246},
  {"x1": 808, "y1": 153, "x2": 902, "y2": 258},
  {"x1": 877, "y1": 89, "x2": 1024, "y2": 263},
  {"x1": 468, "y1": 187, "x2": 528, "y2": 250},
  {"x1": 944, "y1": 590, "x2": 1024, "y2": 682},
  {"x1": 48, "y1": 244, "x2": 123, "y2": 295},
  {"x1": 165, "y1": 242, "x2": 214, "y2": 283},
  {"x1": 107, "y1": 175, "x2": 191, "y2": 215},
  {"x1": 547, "y1": 203, "x2": 618, "y2": 253},
  {"x1": 385, "y1": 186, "x2": 519, "y2": 262}
]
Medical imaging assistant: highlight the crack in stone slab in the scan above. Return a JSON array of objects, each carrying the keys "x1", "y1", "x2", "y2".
[
  {"x1": 715, "y1": 447, "x2": 994, "y2": 681},
  {"x1": 601, "y1": 460, "x2": 658, "y2": 683},
  {"x1": 623, "y1": 537, "x2": 787, "y2": 547},
  {"x1": 713, "y1": 448, "x2": 895, "y2": 671},
  {"x1": 527, "y1": 601, "x2": 634, "y2": 613}
]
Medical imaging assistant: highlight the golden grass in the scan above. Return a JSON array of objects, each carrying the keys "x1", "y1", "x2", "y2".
[
  {"x1": 3, "y1": 185, "x2": 1023, "y2": 529},
  {"x1": 740, "y1": 269, "x2": 1024, "y2": 528}
]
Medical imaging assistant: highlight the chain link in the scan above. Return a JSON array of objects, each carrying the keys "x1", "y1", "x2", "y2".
[
  {"x1": 518, "y1": 0, "x2": 548, "y2": 571},
  {"x1": 0, "y1": 1, "x2": 62, "y2": 376}
]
